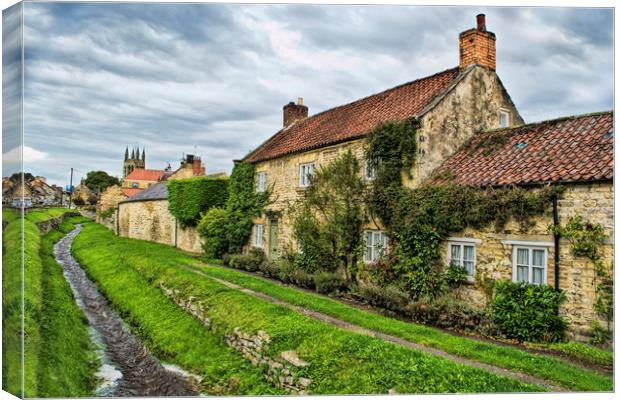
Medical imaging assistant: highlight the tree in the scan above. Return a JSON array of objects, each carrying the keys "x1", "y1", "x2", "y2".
[
  {"x1": 84, "y1": 171, "x2": 119, "y2": 194},
  {"x1": 292, "y1": 150, "x2": 368, "y2": 281}
]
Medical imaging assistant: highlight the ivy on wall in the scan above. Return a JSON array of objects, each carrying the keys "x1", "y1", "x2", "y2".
[
  {"x1": 550, "y1": 216, "x2": 613, "y2": 345},
  {"x1": 167, "y1": 177, "x2": 229, "y2": 228}
]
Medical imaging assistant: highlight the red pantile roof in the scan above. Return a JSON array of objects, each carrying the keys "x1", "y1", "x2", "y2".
[
  {"x1": 245, "y1": 67, "x2": 464, "y2": 163},
  {"x1": 120, "y1": 188, "x2": 142, "y2": 197},
  {"x1": 125, "y1": 168, "x2": 165, "y2": 181},
  {"x1": 429, "y1": 111, "x2": 613, "y2": 186}
]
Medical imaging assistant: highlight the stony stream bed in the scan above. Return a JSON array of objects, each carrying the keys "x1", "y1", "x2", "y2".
[{"x1": 54, "y1": 225, "x2": 200, "y2": 397}]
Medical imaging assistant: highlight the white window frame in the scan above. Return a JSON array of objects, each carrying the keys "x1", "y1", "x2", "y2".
[
  {"x1": 447, "y1": 238, "x2": 480, "y2": 282},
  {"x1": 299, "y1": 162, "x2": 315, "y2": 187},
  {"x1": 499, "y1": 109, "x2": 510, "y2": 128},
  {"x1": 507, "y1": 243, "x2": 549, "y2": 286},
  {"x1": 256, "y1": 171, "x2": 267, "y2": 192},
  {"x1": 253, "y1": 224, "x2": 264, "y2": 247},
  {"x1": 364, "y1": 160, "x2": 377, "y2": 181},
  {"x1": 363, "y1": 230, "x2": 388, "y2": 263}
]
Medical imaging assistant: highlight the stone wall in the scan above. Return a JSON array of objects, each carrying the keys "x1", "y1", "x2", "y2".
[
  {"x1": 118, "y1": 199, "x2": 204, "y2": 254},
  {"x1": 159, "y1": 282, "x2": 312, "y2": 394},
  {"x1": 439, "y1": 182, "x2": 613, "y2": 338}
]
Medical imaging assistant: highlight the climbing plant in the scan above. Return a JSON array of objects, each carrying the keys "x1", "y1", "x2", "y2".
[
  {"x1": 550, "y1": 216, "x2": 612, "y2": 344},
  {"x1": 291, "y1": 150, "x2": 368, "y2": 280},
  {"x1": 364, "y1": 117, "x2": 564, "y2": 298},
  {"x1": 223, "y1": 162, "x2": 271, "y2": 254}
]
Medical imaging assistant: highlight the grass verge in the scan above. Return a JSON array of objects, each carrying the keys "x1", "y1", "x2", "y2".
[
  {"x1": 37, "y1": 221, "x2": 99, "y2": 396},
  {"x1": 192, "y1": 264, "x2": 613, "y2": 392},
  {"x1": 24, "y1": 208, "x2": 72, "y2": 223},
  {"x1": 72, "y1": 222, "x2": 543, "y2": 394},
  {"x1": 70, "y1": 222, "x2": 281, "y2": 395},
  {"x1": 2, "y1": 219, "x2": 43, "y2": 397}
]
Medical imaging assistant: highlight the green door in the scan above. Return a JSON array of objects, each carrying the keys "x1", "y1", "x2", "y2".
[{"x1": 268, "y1": 219, "x2": 279, "y2": 258}]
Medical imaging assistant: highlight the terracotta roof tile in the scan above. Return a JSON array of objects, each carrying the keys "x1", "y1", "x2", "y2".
[
  {"x1": 120, "y1": 188, "x2": 142, "y2": 197},
  {"x1": 245, "y1": 67, "x2": 463, "y2": 163},
  {"x1": 429, "y1": 111, "x2": 613, "y2": 186},
  {"x1": 125, "y1": 169, "x2": 165, "y2": 181}
]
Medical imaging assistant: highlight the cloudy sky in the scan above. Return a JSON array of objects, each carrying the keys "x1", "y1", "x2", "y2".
[{"x1": 2, "y1": 2, "x2": 614, "y2": 186}]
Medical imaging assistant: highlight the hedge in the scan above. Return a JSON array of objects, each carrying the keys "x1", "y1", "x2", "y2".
[{"x1": 167, "y1": 177, "x2": 229, "y2": 227}]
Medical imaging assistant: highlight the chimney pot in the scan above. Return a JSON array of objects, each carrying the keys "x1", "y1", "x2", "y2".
[
  {"x1": 297, "y1": 97, "x2": 303, "y2": 105},
  {"x1": 476, "y1": 14, "x2": 486, "y2": 31}
]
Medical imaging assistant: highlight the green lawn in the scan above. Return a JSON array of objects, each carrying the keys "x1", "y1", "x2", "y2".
[
  {"x1": 2, "y1": 208, "x2": 19, "y2": 224},
  {"x1": 193, "y1": 264, "x2": 613, "y2": 392},
  {"x1": 72, "y1": 222, "x2": 543, "y2": 394},
  {"x1": 24, "y1": 208, "x2": 72, "y2": 223}
]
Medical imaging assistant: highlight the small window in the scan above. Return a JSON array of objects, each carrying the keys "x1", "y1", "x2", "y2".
[
  {"x1": 364, "y1": 230, "x2": 388, "y2": 263},
  {"x1": 299, "y1": 162, "x2": 315, "y2": 187},
  {"x1": 253, "y1": 224, "x2": 264, "y2": 247},
  {"x1": 448, "y1": 242, "x2": 476, "y2": 279},
  {"x1": 500, "y1": 110, "x2": 510, "y2": 128},
  {"x1": 512, "y1": 246, "x2": 547, "y2": 285},
  {"x1": 364, "y1": 160, "x2": 377, "y2": 181},
  {"x1": 256, "y1": 172, "x2": 267, "y2": 192},
  {"x1": 131, "y1": 182, "x2": 139, "y2": 188}
]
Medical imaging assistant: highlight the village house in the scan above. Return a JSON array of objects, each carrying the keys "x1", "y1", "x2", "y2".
[
  {"x1": 2, "y1": 175, "x2": 64, "y2": 207},
  {"x1": 241, "y1": 15, "x2": 613, "y2": 337}
]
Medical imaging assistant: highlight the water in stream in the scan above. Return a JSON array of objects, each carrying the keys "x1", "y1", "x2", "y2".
[{"x1": 54, "y1": 225, "x2": 200, "y2": 397}]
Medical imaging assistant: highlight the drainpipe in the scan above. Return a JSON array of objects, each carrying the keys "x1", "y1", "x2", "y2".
[{"x1": 552, "y1": 194, "x2": 560, "y2": 291}]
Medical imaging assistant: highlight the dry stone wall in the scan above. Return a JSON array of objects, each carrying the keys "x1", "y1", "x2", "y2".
[{"x1": 159, "y1": 282, "x2": 312, "y2": 394}]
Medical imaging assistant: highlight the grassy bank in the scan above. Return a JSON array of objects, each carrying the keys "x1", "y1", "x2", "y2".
[
  {"x1": 2, "y1": 219, "x2": 43, "y2": 397},
  {"x1": 194, "y1": 264, "x2": 613, "y2": 392},
  {"x1": 37, "y1": 220, "x2": 99, "y2": 396},
  {"x1": 25, "y1": 208, "x2": 71, "y2": 223},
  {"x1": 71, "y1": 222, "x2": 282, "y2": 395},
  {"x1": 72, "y1": 222, "x2": 542, "y2": 394}
]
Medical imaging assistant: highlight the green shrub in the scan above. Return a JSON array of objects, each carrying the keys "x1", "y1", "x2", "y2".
[
  {"x1": 489, "y1": 280, "x2": 567, "y2": 343},
  {"x1": 222, "y1": 254, "x2": 231, "y2": 266},
  {"x1": 229, "y1": 248, "x2": 266, "y2": 272},
  {"x1": 278, "y1": 264, "x2": 315, "y2": 289},
  {"x1": 258, "y1": 259, "x2": 281, "y2": 279},
  {"x1": 314, "y1": 272, "x2": 348, "y2": 295},
  {"x1": 168, "y1": 177, "x2": 229, "y2": 227},
  {"x1": 407, "y1": 294, "x2": 486, "y2": 331},
  {"x1": 197, "y1": 207, "x2": 228, "y2": 258},
  {"x1": 443, "y1": 264, "x2": 468, "y2": 288},
  {"x1": 358, "y1": 283, "x2": 410, "y2": 313}
]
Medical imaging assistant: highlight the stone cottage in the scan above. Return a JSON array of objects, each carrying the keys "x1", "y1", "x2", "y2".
[
  {"x1": 240, "y1": 15, "x2": 613, "y2": 337},
  {"x1": 244, "y1": 14, "x2": 521, "y2": 257}
]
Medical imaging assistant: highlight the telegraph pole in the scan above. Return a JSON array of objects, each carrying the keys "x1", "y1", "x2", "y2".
[{"x1": 68, "y1": 167, "x2": 74, "y2": 209}]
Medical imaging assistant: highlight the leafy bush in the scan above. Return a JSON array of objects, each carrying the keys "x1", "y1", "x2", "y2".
[
  {"x1": 357, "y1": 283, "x2": 410, "y2": 313},
  {"x1": 314, "y1": 272, "x2": 348, "y2": 295},
  {"x1": 197, "y1": 207, "x2": 228, "y2": 258},
  {"x1": 443, "y1": 265, "x2": 468, "y2": 288},
  {"x1": 167, "y1": 177, "x2": 229, "y2": 227},
  {"x1": 228, "y1": 248, "x2": 265, "y2": 272},
  {"x1": 278, "y1": 263, "x2": 315, "y2": 289},
  {"x1": 99, "y1": 208, "x2": 114, "y2": 220},
  {"x1": 221, "y1": 254, "x2": 231, "y2": 266},
  {"x1": 407, "y1": 294, "x2": 486, "y2": 331},
  {"x1": 258, "y1": 259, "x2": 281, "y2": 279},
  {"x1": 489, "y1": 280, "x2": 567, "y2": 343}
]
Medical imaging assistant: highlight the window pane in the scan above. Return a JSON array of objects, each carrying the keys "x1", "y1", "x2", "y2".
[
  {"x1": 532, "y1": 267, "x2": 544, "y2": 285},
  {"x1": 450, "y1": 245, "x2": 461, "y2": 265},
  {"x1": 532, "y1": 249, "x2": 545, "y2": 267},
  {"x1": 517, "y1": 248, "x2": 529, "y2": 265},
  {"x1": 464, "y1": 245, "x2": 474, "y2": 261},
  {"x1": 463, "y1": 261, "x2": 474, "y2": 276},
  {"x1": 517, "y1": 265, "x2": 528, "y2": 282}
]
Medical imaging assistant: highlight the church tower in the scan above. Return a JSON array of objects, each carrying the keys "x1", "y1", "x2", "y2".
[{"x1": 123, "y1": 146, "x2": 146, "y2": 178}]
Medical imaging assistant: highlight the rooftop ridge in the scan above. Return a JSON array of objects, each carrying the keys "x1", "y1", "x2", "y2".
[{"x1": 477, "y1": 110, "x2": 613, "y2": 136}]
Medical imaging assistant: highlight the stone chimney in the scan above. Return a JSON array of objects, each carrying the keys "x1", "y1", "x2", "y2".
[
  {"x1": 459, "y1": 14, "x2": 496, "y2": 70},
  {"x1": 193, "y1": 157, "x2": 205, "y2": 176},
  {"x1": 283, "y1": 97, "x2": 308, "y2": 128}
]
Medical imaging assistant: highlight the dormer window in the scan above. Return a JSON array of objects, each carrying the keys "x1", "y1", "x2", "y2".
[{"x1": 500, "y1": 110, "x2": 510, "y2": 128}]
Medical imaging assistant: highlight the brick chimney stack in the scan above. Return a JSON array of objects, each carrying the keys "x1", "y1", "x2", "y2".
[
  {"x1": 459, "y1": 14, "x2": 496, "y2": 70},
  {"x1": 283, "y1": 97, "x2": 308, "y2": 128}
]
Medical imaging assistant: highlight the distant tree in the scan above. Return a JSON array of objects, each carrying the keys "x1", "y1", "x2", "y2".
[
  {"x1": 84, "y1": 171, "x2": 119, "y2": 194},
  {"x1": 9, "y1": 172, "x2": 35, "y2": 183}
]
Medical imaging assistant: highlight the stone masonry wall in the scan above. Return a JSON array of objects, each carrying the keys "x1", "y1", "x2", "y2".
[
  {"x1": 439, "y1": 183, "x2": 613, "y2": 338},
  {"x1": 118, "y1": 199, "x2": 204, "y2": 253},
  {"x1": 159, "y1": 282, "x2": 312, "y2": 394}
]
